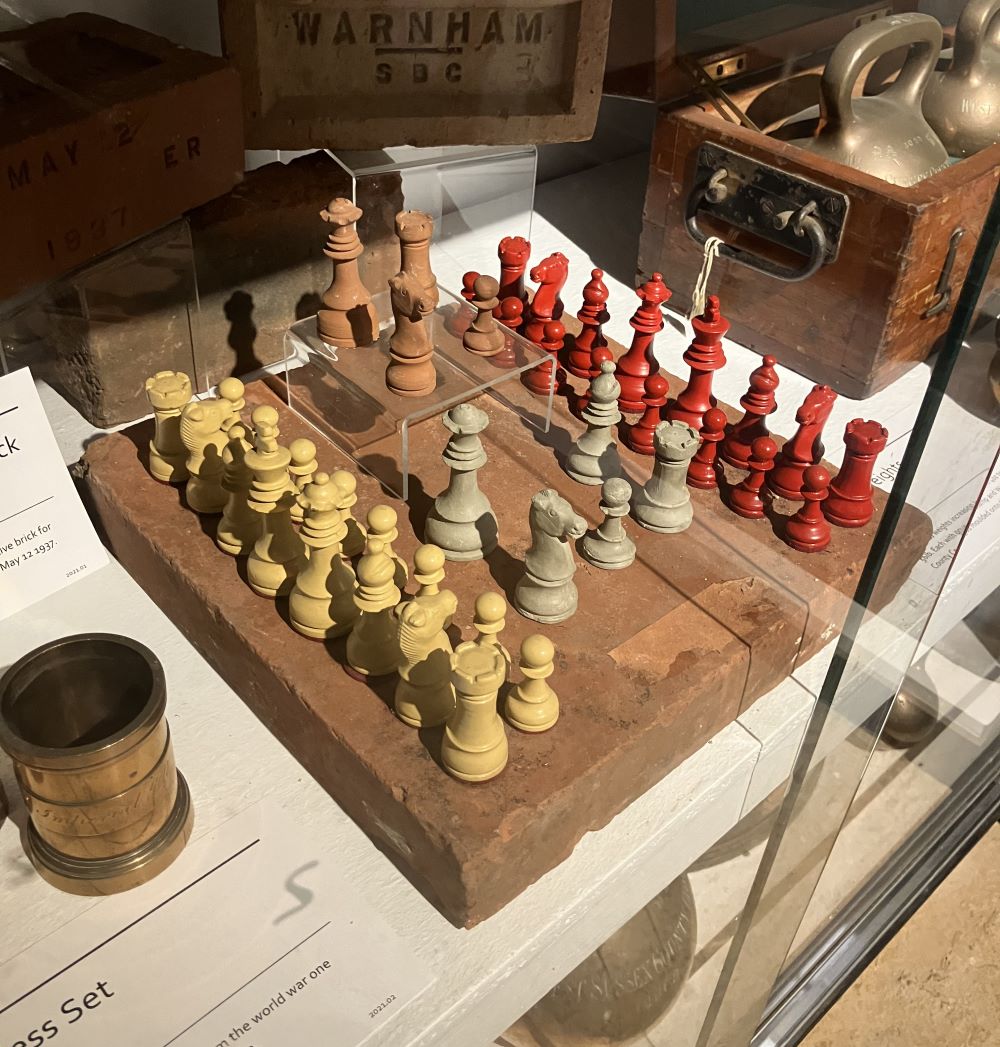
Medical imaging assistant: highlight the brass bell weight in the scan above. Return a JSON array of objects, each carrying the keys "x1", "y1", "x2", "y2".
[
  {"x1": 924, "y1": 0, "x2": 1000, "y2": 156},
  {"x1": 791, "y1": 14, "x2": 950, "y2": 186}
]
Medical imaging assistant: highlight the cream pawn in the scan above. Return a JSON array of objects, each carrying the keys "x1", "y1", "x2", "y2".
[
  {"x1": 413, "y1": 543, "x2": 456, "y2": 626},
  {"x1": 331, "y1": 468, "x2": 367, "y2": 557},
  {"x1": 288, "y1": 437, "x2": 318, "y2": 525},
  {"x1": 473, "y1": 591, "x2": 511, "y2": 668},
  {"x1": 505, "y1": 634, "x2": 559, "y2": 733},
  {"x1": 216, "y1": 422, "x2": 258, "y2": 556},
  {"x1": 346, "y1": 538, "x2": 402, "y2": 677},
  {"x1": 217, "y1": 376, "x2": 246, "y2": 425},
  {"x1": 366, "y1": 504, "x2": 408, "y2": 590},
  {"x1": 443, "y1": 642, "x2": 509, "y2": 783},
  {"x1": 289, "y1": 473, "x2": 359, "y2": 639},
  {"x1": 245, "y1": 406, "x2": 305, "y2": 598}
]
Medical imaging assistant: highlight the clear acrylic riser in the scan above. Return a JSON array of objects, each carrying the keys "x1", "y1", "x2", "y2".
[{"x1": 281, "y1": 285, "x2": 554, "y2": 500}]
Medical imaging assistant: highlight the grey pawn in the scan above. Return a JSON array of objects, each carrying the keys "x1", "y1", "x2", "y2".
[
  {"x1": 423, "y1": 403, "x2": 499, "y2": 561},
  {"x1": 634, "y1": 420, "x2": 700, "y2": 533},
  {"x1": 564, "y1": 360, "x2": 622, "y2": 485},
  {"x1": 581, "y1": 477, "x2": 636, "y2": 570},
  {"x1": 514, "y1": 489, "x2": 587, "y2": 625}
]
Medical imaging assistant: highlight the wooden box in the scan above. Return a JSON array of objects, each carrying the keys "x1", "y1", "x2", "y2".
[
  {"x1": 219, "y1": 0, "x2": 613, "y2": 149},
  {"x1": 0, "y1": 14, "x2": 244, "y2": 300}
]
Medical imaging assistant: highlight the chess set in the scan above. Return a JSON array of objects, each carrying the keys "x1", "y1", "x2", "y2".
[{"x1": 79, "y1": 200, "x2": 932, "y2": 926}]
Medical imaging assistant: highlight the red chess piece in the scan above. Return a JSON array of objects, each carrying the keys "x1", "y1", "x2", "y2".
[
  {"x1": 523, "y1": 252, "x2": 570, "y2": 346},
  {"x1": 624, "y1": 373, "x2": 669, "y2": 455},
  {"x1": 524, "y1": 320, "x2": 565, "y2": 396},
  {"x1": 494, "y1": 235, "x2": 531, "y2": 317},
  {"x1": 499, "y1": 297, "x2": 524, "y2": 332},
  {"x1": 824, "y1": 419, "x2": 889, "y2": 527},
  {"x1": 687, "y1": 407, "x2": 728, "y2": 489},
  {"x1": 566, "y1": 269, "x2": 610, "y2": 378},
  {"x1": 722, "y1": 355, "x2": 780, "y2": 468},
  {"x1": 615, "y1": 273, "x2": 672, "y2": 414},
  {"x1": 785, "y1": 466, "x2": 832, "y2": 552},
  {"x1": 767, "y1": 384, "x2": 838, "y2": 501},
  {"x1": 729, "y1": 437, "x2": 778, "y2": 519},
  {"x1": 575, "y1": 346, "x2": 614, "y2": 417},
  {"x1": 667, "y1": 295, "x2": 728, "y2": 431}
]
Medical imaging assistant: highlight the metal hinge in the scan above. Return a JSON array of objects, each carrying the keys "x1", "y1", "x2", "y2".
[{"x1": 700, "y1": 51, "x2": 749, "y2": 82}]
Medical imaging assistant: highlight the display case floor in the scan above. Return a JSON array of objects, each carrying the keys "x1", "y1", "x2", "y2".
[{"x1": 79, "y1": 379, "x2": 928, "y2": 927}]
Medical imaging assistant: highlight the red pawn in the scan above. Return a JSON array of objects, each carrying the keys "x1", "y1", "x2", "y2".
[
  {"x1": 461, "y1": 271, "x2": 480, "y2": 302},
  {"x1": 729, "y1": 437, "x2": 778, "y2": 519},
  {"x1": 768, "y1": 385, "x2": 838, "y2": 501},
  {"x1": 566, "y1": 269, "x2": 610, "y2": 378},
  {"x1": 624, "y1": 373, "x2": 669, "y2": 455},
  {"x1": 524, "y1": 320, "x2": 565, "y2": 397},
  {"x1": 785, "y1": 466, "x2": 832, "y2": 552},
  {"x1": 616, "y1": 273, "x2": 672, "y2": 414},
  {"x1": 499, "y1": 297, "x2": 524, "y2": 333},
  {"x1": 824, "y1": 419, "x2": 889, "y2": 528},
  {"x1": 722, "y1": 355, "x2": 779, "y2": 468},
  {"x1": 667, "y1": 295, "x2": 728, "y2": 431},
  {"x1": 495, "y1": 235, "x2": 531, "y2": 317},
  {"x1": 687, "y1": 407, "x2": 728, "y2": 489},
  {"x1": 575, "y1": 346, "x2": 614, "y2": 417}
]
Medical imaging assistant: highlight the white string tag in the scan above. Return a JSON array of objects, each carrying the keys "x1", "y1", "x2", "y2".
[{"x1": 688, "y1": 236, "x2": 723, "y2": 320}]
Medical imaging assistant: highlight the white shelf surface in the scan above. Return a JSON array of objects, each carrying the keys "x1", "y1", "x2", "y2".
[{"x1": 3, "y1": 156, "x2": 998, "y2": 1047}]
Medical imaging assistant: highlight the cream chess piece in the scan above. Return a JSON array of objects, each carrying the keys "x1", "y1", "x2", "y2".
[
  {"x1": 412, "y1": 544, "x2": 456, "y2": 626},
  {"x1": 290, "y1": 473, "x2": 359, "y2": 640},
  {"x1": 514, "y1": 489, "x2": 587, "y2": 625},
  {"x1": 442, "y1": 641, "x2": 509, "y2": 783},
  {"x1": 346, "y1": 538, "x2": 402, "y2": 678},
  {"x1": 580, "y1": 477, "x2": 636, "y2": 570},
  {"x1": 216, "y1": 422, "x2": 258, "y2": 556},
  {"x1": 217, "y1": 377, "x2": 246, "y2": 424},
  {"x1": 245, "y1": 406, "x2": 304, "y2": 598},
  {"x1": 506, "y1": 634, "x2": 559, "y2": 733},
  {"x1": 366, "y1": 504, "x2": 408, "y2": 590},
  {"x1": 288, "y1": 437, "x2": 318, "y2": 524},
  {"x1": 317, "y1": 198, "x2": 379, "y2": 349},
  {"x1": 179, "y1": 398, "x2": 232, "y2": 514},
  {"x1": 145, "y1": 370, "x2": 192, "y2": 483},
  {"x1": 394, "y1": 598, "x2": 456, "y2": 728},
  {"x1": 473, "y1": 591, "x2": 511, "y2": 668},
  {"x1": 331, "y1": 469, "x2": 366, "y2": 557}
]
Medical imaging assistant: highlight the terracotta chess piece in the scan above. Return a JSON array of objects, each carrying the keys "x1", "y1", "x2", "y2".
[
  {"x1": 394, "y1": 597, "x2": 456, "y2": 728},
  {"x1": 488, "y1": 298, "x2": 522, "y2": 370},
  {"x1": 634, "y1": 420, "x2": 700, "y2": 534},
  {"x1": 463, "y1": 275, "x2": 506, "y2": 357},
  {"x1": 287, "y1": 437, "x2": 318, "y2": 525},
  {"x1": 396, "y1": 209, "x2": 439, "y2": 304},
  {"x1": 346, "y1": 538, "x2": 402, "y2": 678},
  {"x1": 721, "y1": 355, "x2": 779, "y2": 469},
  {"x1": 386, "y1": 270, "x2": 437, "y2": 398},
  {"x1": 784, "y1": 466, "x2": 832, "y2": 552},
  {"x1": 687, "y1": 407, "x2": 728, "y2": 490},
  {"x1": 366, "y1": 504, "x2": 408, "y2": 591},
  {"x1": 179, "y1": 397, "x2": 232, "y2": 514},
  {"x1": 824, "y1": 419, "x2": 889, "y2": 528},
  {"x1": 666, "y1": 295, "x2": 728, "y2": 431},
  {"x1": 566, "y1": 269, "x2": 610, "y2": 379},
  {"x1": 216, "y1": 422, "x2": 258, "y2": 557},
  {"x1": 424, "y1": 403, "x2": 499, "y2": 561},
  {"x1": 523, "y1": 251, "x2": 569, "y2": 346},
  {"x1": 728, "y1": 437, "x2": 778, "y2": 519},
  {"x1": 506, "y1": 634, "x2": 559, "y2": 733},
  {"x1": 472, "y1": 591, "x2": 511, "y2": 668},
  {"x1": 316, "y1": 198, "x2": 379, "y2": 349},
  {"x1": 412, "y1": 543, "x2": 456, "y2": 626},
  {"x1": 495, "y1": 235, "x2": 531, "y2": 314},
  {"x1": 445, "y1": 271, "x2": 479, "y2": 338},
  {"x1": 616, "y1": 273, "x2": 671, "y2": 414},
  {"x1": 624, "y1": 372, "x2": 669, "y2": 455},
  {"x1": 331, "y1": 468, "x2": 366, "y2": 557},
  {"x1": 145, "y1": 370, "x2": 192, "y2": 483},
  {"x1": 289, "y1": 473, "x2": 359, "y2": 640},
  {"x1": 245, "y1": 406, "x2": 305, "y2": 598},
  {"x1": 768, "y1": 385, "x2": 837, "y2": 501},
  {"x1": 575, "y1": 346, "x2": 614, "y2": 417},
  {"x1": 581, "y1": 477, "x2": 636, "y2": 571},
  {"x1": 514, "y1": 489, "x2": 587, "y2": 624},
  {"x1": 442, "y1": 641, "x2": 509, "y2": 783},
  {"x1": 565, "y1": 360, "x2": 622, "y2": 485}
]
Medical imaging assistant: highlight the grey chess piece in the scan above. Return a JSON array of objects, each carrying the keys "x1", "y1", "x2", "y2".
[
  {"x1": 514, "y1": 489, "x2": 587, "y2": 624},
  {"x1": 634, "y1": 420, "x2": 700, "y2": 533},
  {"x1": 564, "y1": 360, "x2": 622, "y2": 486},
  {"x1": 423, "y1": 403, "x2": 499, "y2": 561},
  {"x1": 581, "y1": 477, "x2": 636, "y2": 570}
]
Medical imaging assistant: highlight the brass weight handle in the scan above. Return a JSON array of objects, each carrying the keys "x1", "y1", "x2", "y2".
[
  {"x1": 685, "y1": 183, "x2": 829, "y2": 283},
  {"x1": 953, "y1": 0, "x2": 1000, "y2": 73},
  {"x1": 823, "y1": 14, "x2": 943, "y2": 131}
]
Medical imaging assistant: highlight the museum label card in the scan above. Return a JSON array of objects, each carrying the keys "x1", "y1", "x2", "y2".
[
  {"x1": 0, "y1": 368, "x2": 108, "y2": 620},
  {"x1": 0, "y1": 802, "x2": 434, "y2": 1047}
]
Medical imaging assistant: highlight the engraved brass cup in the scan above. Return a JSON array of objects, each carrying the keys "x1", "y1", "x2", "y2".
[{"x1": 0, "y1": 634, "x2": 193, "y2": 895}]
